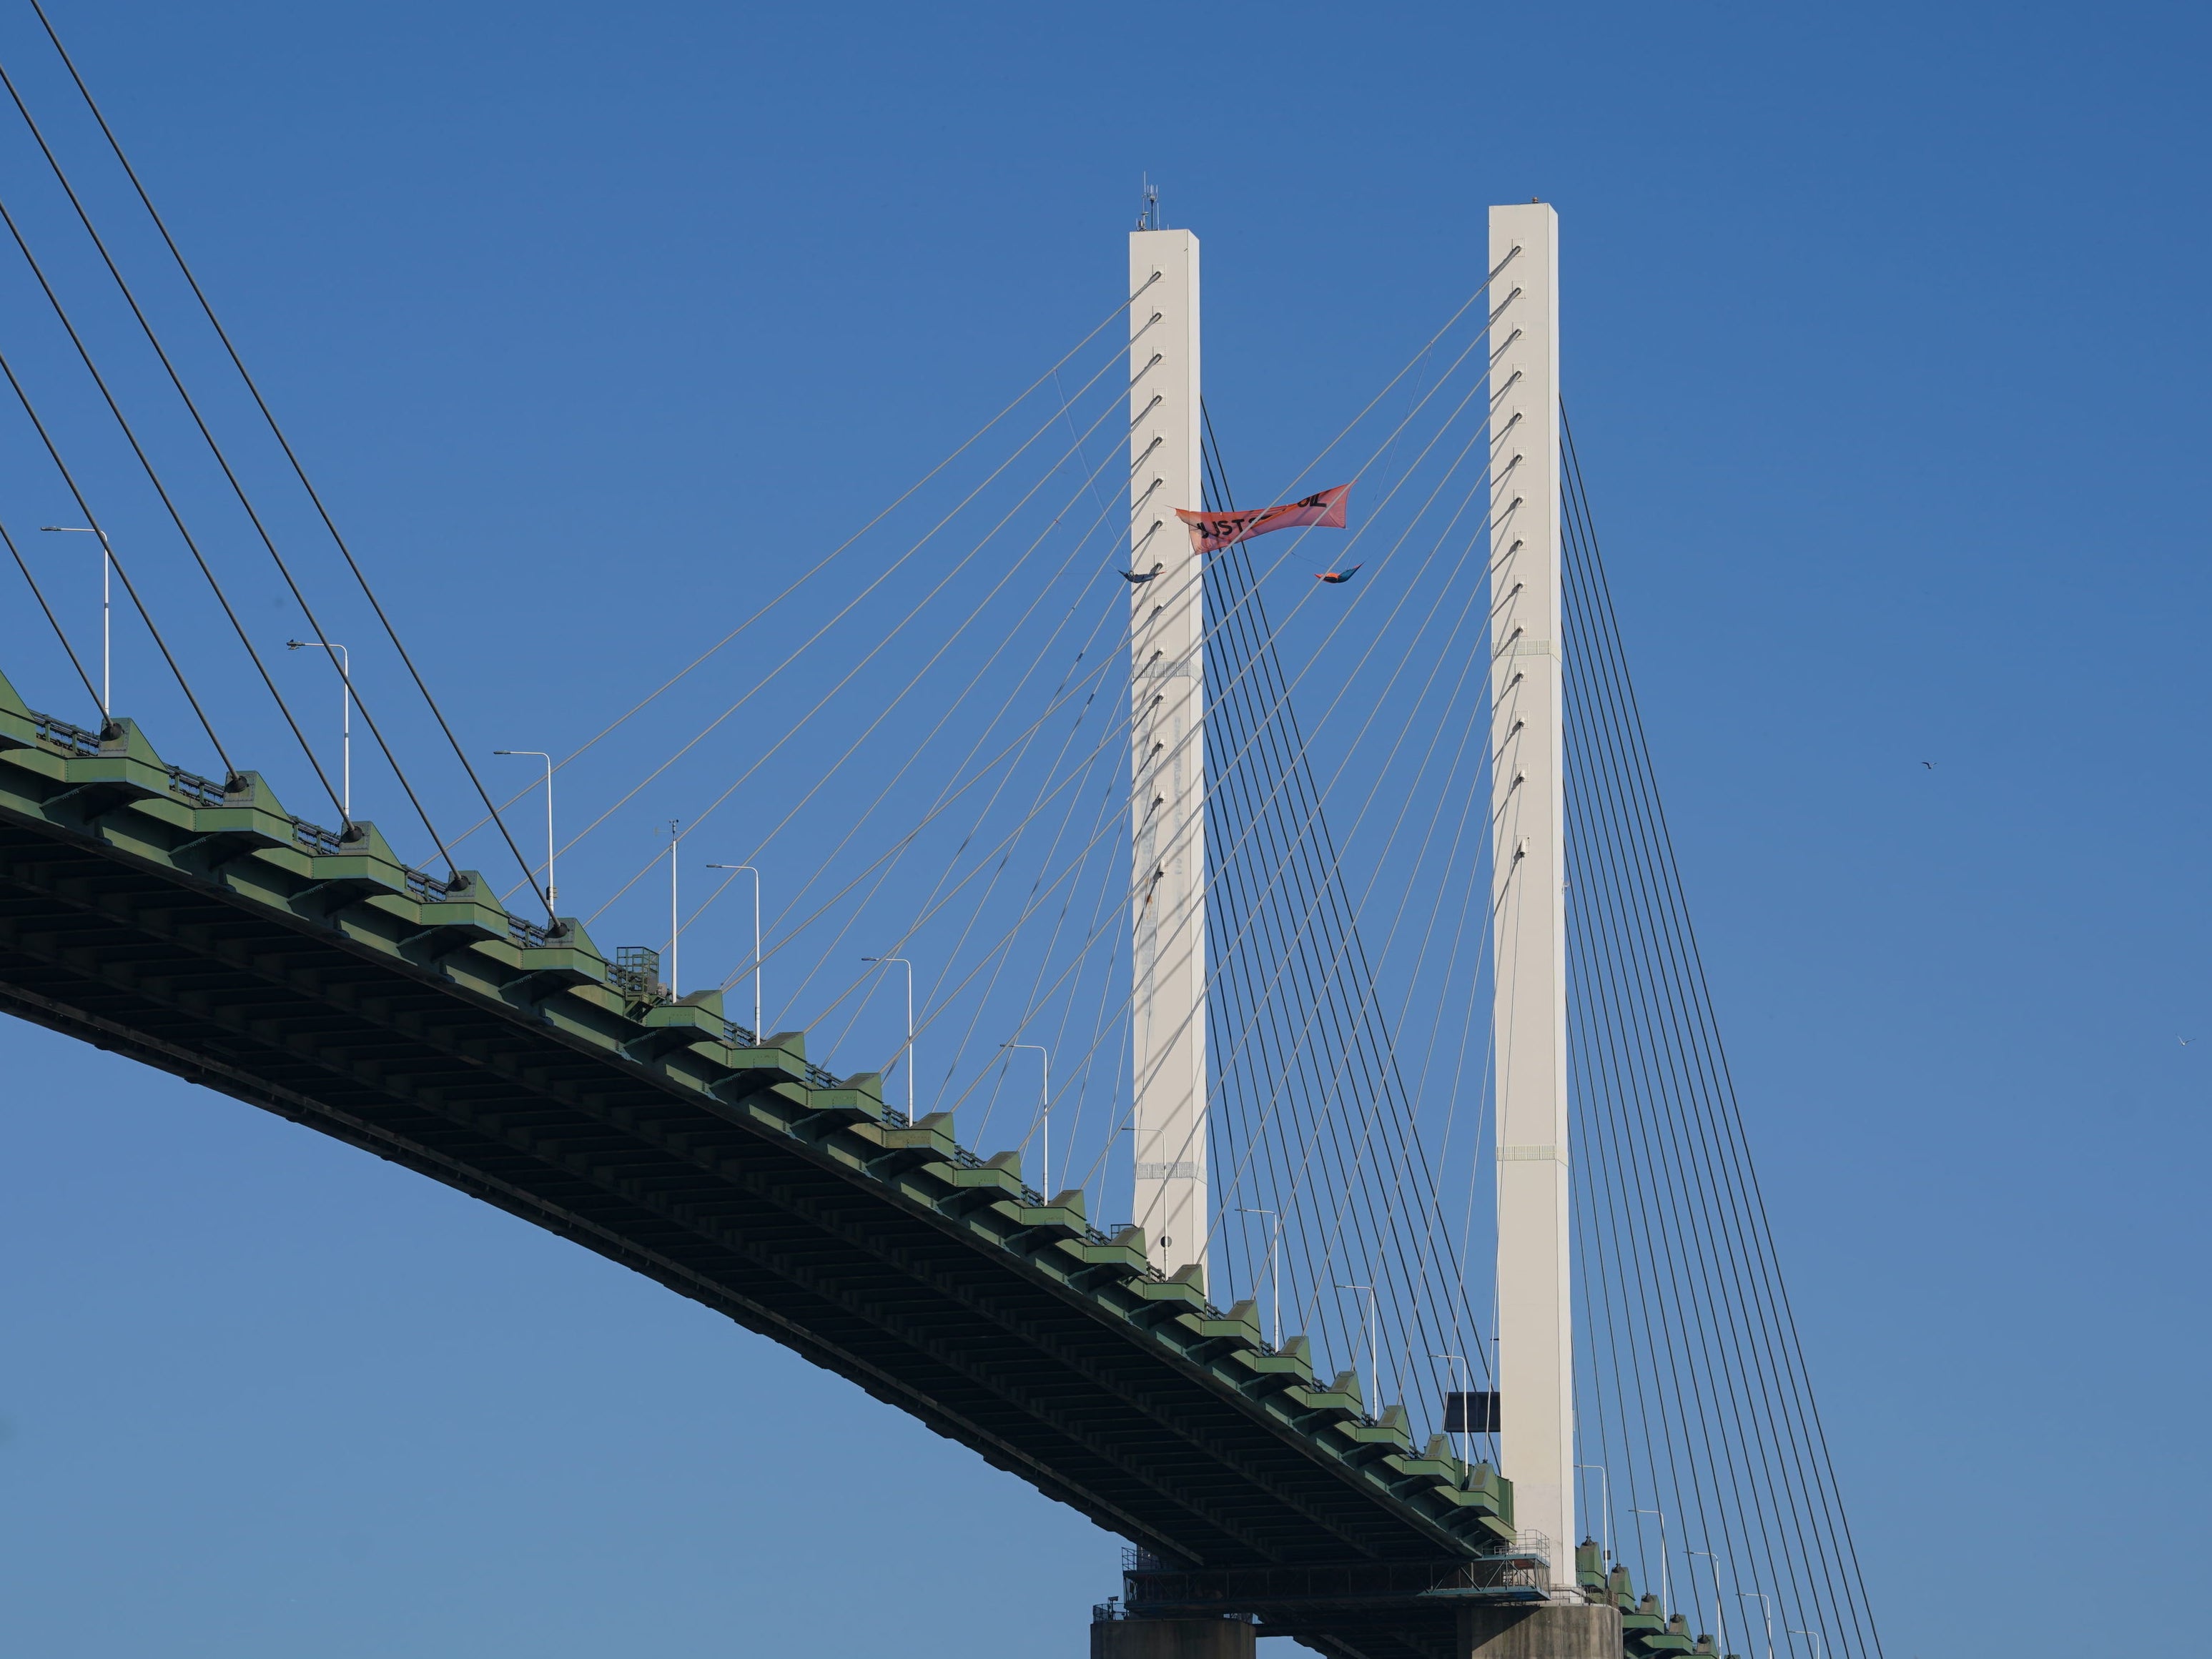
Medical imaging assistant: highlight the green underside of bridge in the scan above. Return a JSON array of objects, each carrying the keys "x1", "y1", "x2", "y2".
[{"x1": 0, "y1": 665, "x2": 1527, "y2": 1629}]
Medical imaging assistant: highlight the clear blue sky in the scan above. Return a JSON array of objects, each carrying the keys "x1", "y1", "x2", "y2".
[{"x1": 2, "y1": 2, "x2": 2206, "y2": 1655}]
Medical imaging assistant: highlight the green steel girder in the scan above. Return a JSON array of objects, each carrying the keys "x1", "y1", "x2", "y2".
[{"x1": 0, "y1": 665, "x2": 1518, "y2": 1579}]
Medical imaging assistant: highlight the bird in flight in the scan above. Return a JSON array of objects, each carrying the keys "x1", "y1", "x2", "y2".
[
  {"x1": 1315, "y1": 564, "x2": 1363, "y2": 585},
  {"x1": 1119, "y1": 562, "x2": 1165, "y2": 584},
  {"x1": 2181, "y1": 1036, "x2": 2193, "y2": 1047},
  {"x1": 1921, "y1": 761, "x2": 1936, "y2": 769}
]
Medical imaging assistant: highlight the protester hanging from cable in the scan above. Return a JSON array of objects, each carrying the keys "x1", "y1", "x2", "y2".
[
  {"x1": 1314, "y1": 564, "x2": 1363, "y2": 585},
  {"x1": 1118, "y1": 562, "x2": 1165, "y2": 583}
]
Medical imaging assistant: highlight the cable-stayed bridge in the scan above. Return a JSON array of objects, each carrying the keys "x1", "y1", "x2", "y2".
[{"x1": 0, "y1": 19, "x2": 1880, "y2": 1659}]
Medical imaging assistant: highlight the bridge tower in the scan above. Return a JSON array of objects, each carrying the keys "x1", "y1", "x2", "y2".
[
  {"x1": 1127, "y1": 223, "x2": 1208, "y2": 1286},
  {"x1": 1487, "y1": 200, "x2": 1581, "y2": 1599}
]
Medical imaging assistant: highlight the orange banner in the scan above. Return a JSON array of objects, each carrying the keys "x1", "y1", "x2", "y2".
[{"x1": 1175, "y1": 484, "x2": 1349, "y2": 554}]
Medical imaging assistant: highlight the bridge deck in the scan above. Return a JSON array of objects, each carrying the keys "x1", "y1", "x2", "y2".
[{"x1": 0, "y1": 668, "x2": 1516, "y2": 1591}]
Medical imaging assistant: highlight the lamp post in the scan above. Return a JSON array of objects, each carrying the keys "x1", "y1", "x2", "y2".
[
  {"x1": 1005, "y1": 1043, "x2": 1048, "y2": 1190},
  {"x1": 492, "y1": 751, "x2": 556, "y2": 913},
  {"x1": 290, "y1": 640, "x2": 353, "y2": 817},
  {"x1": 1334, "y1": 1282, "x2": 1378, "y2": 1414},
  {"x1": 39, "y1": 525, "x2": 111, "y2": 718},
  {"x1": 1688, "y1": 1549, "x2": 1727, "y2": 1655},
  {"x1": 1238, "y1": 1208, "x2": 1282, "y2": 1346},
  {"x1": 705, "y1": 863, "x2": 761, "y2": 1036},
  {"x1": 860, "y1": 955, "x2": 912, "y2": 1121},
  {"x1": 1576, "y1": 1463, "x2": 1611, "y2": 1568},
  {"x1": 1632, "y1": 1509, "x2": 1670, "y2": 1616},
  {"x1": 1739, "y1": 1592, "x2": 1774, "y2": 1659},
  {"x1": 666, "y1": 819, "x2": 680, "y2": 996},
  {"x1": 1789, "y1": 1632, "x2": 1824, "y2": 1659}
]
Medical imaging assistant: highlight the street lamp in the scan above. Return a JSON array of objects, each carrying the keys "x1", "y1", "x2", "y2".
[
  {"x1": 1333, "y1": 1282, "x2": 1378, "y2": 1414},
  {"x1": 1688, "y1": 1549, "x2": 1727, "y2": 1656},
  {"x1": 492, "y1": 751, "x2": 556, "y2": 912},
  {"x1": 1576, "y1": 1463, "x2": 1611, "y2": 1568},
  {"x1": 1788, "y1": 1631, "x2": 1824, "y2": 1659},
  {"x1": 289, "y1": 640, "x2": 353, "y2": 818},
  {"x1": 1239, "y1": 1208, "x2": 1282, "y2": 1347},
  {"x1": 705, "y1": 863, "x2": 761, "y2": 1036},
  {"x1": 1004, "y1": 1042, "x2": 1048, "y2": 1189},
  {"x1": 39, "y1": 525, "x2": 111, "y2": 717},
  {"x1": 860, "y1": 955, "x2": 912, "y2": 1121},
  {"x1": 665, "y1": 820, "x2": 680, "y2": 996}
]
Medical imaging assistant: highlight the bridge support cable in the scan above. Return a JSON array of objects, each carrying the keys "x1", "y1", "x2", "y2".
[
  {"x1": 449, "y1": 286, "x2": 1169, "y2": 854},
  {"x1": 1203, "y1": 414, "x2": 1509, "y2": 1441},
  {"x1": 674, "y1": 454, "x2": 1137, "y2": 1053},
  {"x1": 11, "y1": 5, "x2": 567, "y2": 902},
  {"x1": 569, "y1": 337, "x2": 1146, "y2": 921},
  {"x1": 0, "y1": 51, "x2": 469, "y2": 868},
  {"x1": 698, "y1": 461, "x2": 1152, "y2": 1019},
  {"x1": 1185, "y1": 295, "x2": 1544, "y2": 1414},
  {"x1": 1559, "y1": 410, "x2": 1885, "y2": 1655},
  {"x1": 675, "y1": 385, "x2": 1146, "y2": 951},
  {"x1": 921, "y1": 672, "x2": 1132, "y2": 1147},
  {"x1": 1564, "y1": 505, "x2": 1837, "y2": 1648},
  {"x1": 817, "y1": 628, "x2": 1132, "y2": 1094},
  {"x1": 1565, "y1": 547, "x2": 1850, "y2": 1653},
  {"x1": 0, "y1": 337, "x2": 234, "y2": 776},
  {"x1": 0, "y1": 176, "x2": 330, "y2": 798},
  {"x1": 0, "y1": 189, "x2": 362, "y2": 831},
  {"x1": 711, "y1": 628, "x2": 1140, "y2": 1011},
  {"x1": 1198, "y1": 414, "x2": 1495, "y2": 1432}
]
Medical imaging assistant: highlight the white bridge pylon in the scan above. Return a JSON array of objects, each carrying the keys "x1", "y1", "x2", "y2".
[
  {"x1": 1127, "y1": 225, "x2": 1207, "y2": 1285},
  {"x1": 1488, "y1": 199, "x2": 1577, "y2": 1588}
]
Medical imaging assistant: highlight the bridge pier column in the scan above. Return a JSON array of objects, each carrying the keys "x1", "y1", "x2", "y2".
[
  {"x1": 1090, "y1": 1616, "x2": 1254, "y2": 1659},
  {"x1": 1457, "y1": 1603, "x2": 1620, "y2": 1658}
]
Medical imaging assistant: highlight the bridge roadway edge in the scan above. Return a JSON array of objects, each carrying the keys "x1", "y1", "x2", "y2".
[{"x1": 0, "y1": 675, "x2": 1564, "y2": 1654}]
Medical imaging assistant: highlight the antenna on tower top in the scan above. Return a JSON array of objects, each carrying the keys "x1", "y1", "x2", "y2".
[{"x1": 1136, "y1": 174, "x2": 1161, "y2": 231}]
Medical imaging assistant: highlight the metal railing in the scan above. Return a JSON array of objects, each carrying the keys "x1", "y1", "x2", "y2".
[
  {"x1": 167, "y1": 767, "x2": 226, "y2": 807},
  {"x1": 292, "y1": 818, "x2": 344, "y2": 856},
  {"x1": 32, "y1": 710, "x2": 102, "y2": 756},
  {"x1": 608, "y1": 945, "x2": 666, "y2": 1004}
]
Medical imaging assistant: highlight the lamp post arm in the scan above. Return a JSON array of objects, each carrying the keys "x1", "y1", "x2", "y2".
[
  {"x1": 707, "y1": 865, "x2": 764, "y2": 1036},
  {"x1": 493, "y1": 752, "x2": 556, "y2": 913}
]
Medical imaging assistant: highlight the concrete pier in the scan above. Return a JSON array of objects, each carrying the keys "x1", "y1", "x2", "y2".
[
  {"x1": 1459, "y1": 1603, "x2": 1621, "y2": 1657},
  {"x1": 1090, "y1": 1615, "x2": 1255, "y2": 1659}
]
